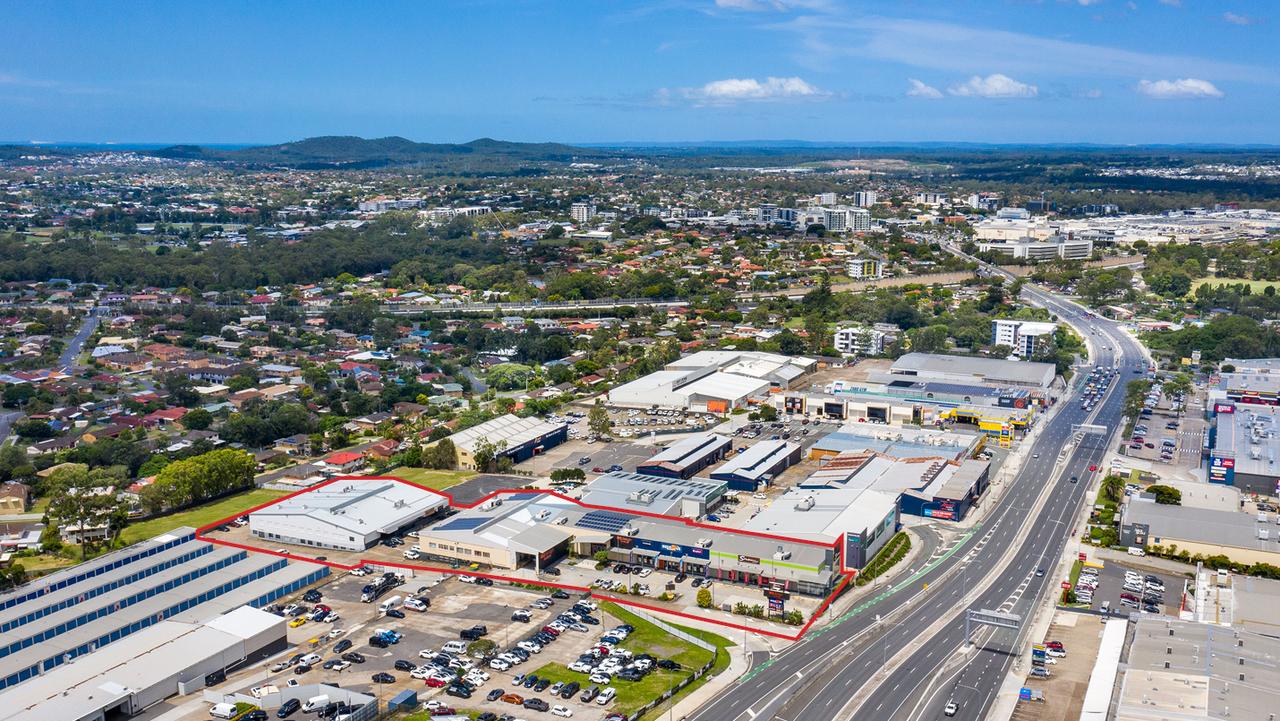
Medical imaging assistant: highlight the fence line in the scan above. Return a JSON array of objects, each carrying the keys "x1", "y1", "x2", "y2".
[{"x1": 623, "y1": 606, "x2": 717, "y2": 652}]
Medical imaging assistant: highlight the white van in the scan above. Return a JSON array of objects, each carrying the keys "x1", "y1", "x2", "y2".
[
  {"x1": 1127, "y1": 547, "x2": 1146, "y2": 557},
  {"x1": 404, "y1": 597, "x2": 427, "y2": 612},
  {"x1": 299, "y1": 653, "x2": 321, "y2": 666},
  {"x1": 596, "y1": 687, "x2": 617, "y2": 705},
  {"x1": 303, "y1": 695, "x2": 330, "y2": 713},
  {"x1": 379, "y1": 595, "x2": 403, "y2": 614},
  {"x1": 442, "y1": 640, "x2": 467, "y2": 654},
  {"x1": 210, "y1": 703, "x2": 238, "y2": 719}
]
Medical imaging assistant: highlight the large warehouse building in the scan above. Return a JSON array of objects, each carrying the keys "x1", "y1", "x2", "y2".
[
  {"x1": 637, "y1": 432, "x2": 733, "y2": 479},
  {"x1": 889, "y1": 352, "x2": 1057, "y2": 390},
  {"x1": 608, "y1": 351, "x2": 816, "y2": 412},
  {"x1": 249, "y1": 479, "x2": 448, "y2": 551},
  {"x1": 709, "y1": 440, "x2": 802, "y2": 491},
  {"x1": 447, "y1": 413, "x2": 569, "y2": 470},
  {"x1": 0, "y1": 606, "x2": 286, "y2": 721},
  {"x1": 0, "y1": 526, "x2": 327, "y2": 692},
  {"x1": 577, "y1": 472, "x2": 727, "y2": 518}
]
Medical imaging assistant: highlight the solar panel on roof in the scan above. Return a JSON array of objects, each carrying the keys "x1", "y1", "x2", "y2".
[
  {"x1": 574, "y1": 510, "x2": 634, "y2": 533},
  {"x1": 435, "y1": 517, "x2": 488, "y2": 532}
]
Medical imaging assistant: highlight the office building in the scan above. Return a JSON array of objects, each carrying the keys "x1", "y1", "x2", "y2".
[
  {"x1": 991, "y1": 319, "x2": 1058, "y2": 357},
  {"x1": 889, "y1": 352, "x2": 1057, "y2": 389},
  {"x1": 847, "y1": 257, "x2": 883, "y2": 280},
  {"x1": 852, "y1": 191, "x2": 877, "y2": 208},
  {"x1": 833, "y1": 326, "x2": 886, "y2": 356},
  {"x1": 976, "y1": 234, "x2": 1093, "y2": 261},
  {"x1": 570, "y1": 202, "x2": 596, "y2": 223}
]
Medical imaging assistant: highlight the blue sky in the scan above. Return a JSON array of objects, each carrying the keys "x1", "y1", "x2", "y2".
[{"x1": 2, "y1": 0, "x2": 1275, "y2": 145}]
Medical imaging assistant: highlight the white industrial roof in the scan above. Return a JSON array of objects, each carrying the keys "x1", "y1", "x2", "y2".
[
  {"x1": 449, "y1": 414, "x2": 567, "y2": 453},
  {"x1": 744, "y1": 486, "x2": 898, "y2": 544},
  {"x1": 678, "y1": 372, "x2": 771, "y2": 401},
  {"x1": 0, "y1": 606, "x2": 282, "y2": 721},
  {"x1": 252, "y1": 480, "x2": 447, "y2": 535}
]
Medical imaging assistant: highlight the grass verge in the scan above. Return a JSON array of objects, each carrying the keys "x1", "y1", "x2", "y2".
[
  {"x1": 387, "y1": 467, "x2": 476, "y2": 490},
  {"x1": 121, "y1": 488, "x2": 288, "y2": 544}
]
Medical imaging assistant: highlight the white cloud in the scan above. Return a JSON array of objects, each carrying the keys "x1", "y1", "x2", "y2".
[
  {"x1": 1077, "y1": 0, "x2": 1103, "y2": 5},
  {"x1": 770, "y1": 15, "x2": 1272, "y2": 85},
  {"x1": 713, "y1": 0, "x2": 830, "y2": 11},
  {"x1": 680, "y1": 76, "x2": 828, "y2": 104},
  {"x1": 1159, "y1": 0, "x2": 1181, "y2": 5},
  {"x1": 906, "y1": 78, "x2": 942, "y2": 98},
  {"x1": 1223, "y1": 11, "x2": 1255, "y2": 25},
  {"x1": 948, "y1": 74, "x2": 1038, "y2": 98},
  {"x1": 1136, "y1": 78, "x2": 1224, "y2": 98}
]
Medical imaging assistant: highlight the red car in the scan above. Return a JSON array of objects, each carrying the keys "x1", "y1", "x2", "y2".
[
  {"x1": 1088, "y1": 464, "x2": 1097, "y2": 472},
  {"x1": 541, "y1": 625, "x2": 561, "y2": 636},
  {"x1": 425, "y1": 677, "x2": 448, "y2": 688},
  {"x1": 1045, "y1": 640, "x2": 1064, "y2": 650}
]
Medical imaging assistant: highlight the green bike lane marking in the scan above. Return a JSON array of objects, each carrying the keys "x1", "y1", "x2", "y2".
[{"x1": 739, "y1": 523, "x2": 982, "y2": 684}]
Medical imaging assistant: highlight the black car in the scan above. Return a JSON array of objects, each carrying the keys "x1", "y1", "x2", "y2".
[
  {"x1": 385, "y1": 609, "x2": 406, "y2": 619},
  {"x1": 486, "y1": 688, "x2": 505, "y2": 702},
  {"x1": 394, "y1": 659, "x2": 415, "y2": 671},
  {"x1": 477, "y1": 714, "x2": 499, "y2": 721},
  {"x1": 372, "y1": 672, "x2": 396, "y2": 684},
  {"x1": 535, "y1": 678, "x2": 552, "y2": 692},
  {"x1": 543, "y1": 567, "x2": 562, "y2": 576},
  {"x1": 561, "y1": 681, "x2": 580, "y2": 699},
  {"x1": 446, "y1": 684, "x2": 473, "y2": 699},
  {"x1": 294, "y1": 664, "x2": 312, "y2": 674},
  {"x1": 333, "y1": 639, "x2": 353, "y2": 654},
  {"x1": 523, "y1": 698, "x2": 550, "y2": 712},
  {"x1": 657, "y1": 659, "x2": 682, "y2": 670},
  {"x1": 690, "y1": 577, "x2": 702, "y2": 587},
  {"x1": 243, "y1": 712, "x2": 268, "y2": 721},
  {"x1": 551, "y1": 589, "x2": 569, "y2": 599},
  {"x1": 580, "y1": 615, "x2": 599, "y2": 625},
  {"x1": 370, "y1": 635, "x2": 389, "y2": 648},
  {"x1": 343, "y1": 651, "x2": 366, "y2": 663},
  {"x1": 523, "y1": 674, "x2": 539, "y2": 688},
  {"x1": 277, "y1": 698, "x2": 301, "y2": 718},
  {"x1": 476, "y1": 577, "x2": 494, "y2": 587},
  {"x1": 674, "y1": 572, "x2": 687, "y2": 582},
  {"x1": 618, "y1": 669, "x2": 645, "y2": 682},
  {"x1": 302, "y1": 590, "x2": 322, "y2": 602}
]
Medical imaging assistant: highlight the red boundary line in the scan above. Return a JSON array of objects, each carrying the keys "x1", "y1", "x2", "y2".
[{"x1": 195, "y1": 475, "x2": 859, "y2": 641}]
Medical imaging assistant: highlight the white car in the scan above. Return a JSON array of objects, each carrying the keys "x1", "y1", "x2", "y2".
[
  {"x1": 589, "y1": 672, "x2": 612, "y2": 684},
  {"x1": 551, "y1": 705, "x2": 573, "y2": 717},
  {"x1": 518, "y1": 641, "x2": 542, "y2": 653},
  {"x1": 459, "y1": 575, "x2": 476, "y2": 584},
  {"x1": 403, "y1": 549, "x2": 421, "y2": 560},
  {"x1": 351, "y1": 567, "x2": 369, "y2": 576},
  {"x1": 327, "y1": 629, "x2": 345, "y2": 639},
  {"x1": 752, "y1": 493, "x2": 767, "y2": 500},
  {"x1": 330, "y1": 660, "x2": 351, "y2": 671},
  {"x1": 490, "y1": 659, "x2": 511, "y2": 671},
  {"x1": 411, "y1": 666, "x2": 432, "y2": 679}
]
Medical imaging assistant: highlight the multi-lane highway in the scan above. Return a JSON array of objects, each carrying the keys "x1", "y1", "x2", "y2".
[{"x1": 687, "y1": 282, "x2": 1141, "y2": 721}]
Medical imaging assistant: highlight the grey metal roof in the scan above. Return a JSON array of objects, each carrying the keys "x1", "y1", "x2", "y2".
[
  {"x1": 710, "y1": 441, "x2": 799, "y2": 482},
  {"x1": 890, "y1": 352, "x2": 1055, "y2": 388},
  {"x1": 640, "y1": 433, "x2": 732, "y2": 470},
  {"x1": 1124, "y1": 501, "x2": 1280, "y2": 553}
]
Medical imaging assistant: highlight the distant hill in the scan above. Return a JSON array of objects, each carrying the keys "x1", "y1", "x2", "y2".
[{"x1": 149, "y1": 135, "x2": 615, "y2": 170}]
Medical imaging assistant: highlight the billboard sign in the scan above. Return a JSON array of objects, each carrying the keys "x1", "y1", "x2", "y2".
[
  {"x1": 737, "y1": 555, "x2": 760, "y2": 565},
  {"x1": 1215, "y1": 403, "x2": 1236, "y2": 415},
  {"x1": 768, "y1": 596, "x2": 784, "y2": 613}
]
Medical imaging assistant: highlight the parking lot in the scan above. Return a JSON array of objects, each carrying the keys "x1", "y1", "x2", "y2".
[
  {"x1": 220, "y1": 569, "x2": 720, "y2": 720},
  {"x1": 517, "y1": 437, "x2": 658, "y2": 479},
  {"x1": 1010, "y1": 611, "x2": 1107, "y2": 721},
  {"x1": 1121, "y1": 381, "x2": 1207, "y2": 476},
  {"x1": 1071, "y1": 559, "x2": 1185, "y2": 617}
]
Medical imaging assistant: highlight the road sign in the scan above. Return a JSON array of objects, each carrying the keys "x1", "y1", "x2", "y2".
[
  {"x1": 1061, "y1": 581, "x2": 1072, "y2": 590},
  {"x1": 1020, "y1": 687, "x2": 1032, "y2": 701},
  {"x1": 1078, "y1": 552, "x2": 1087, "y2": 561}
]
